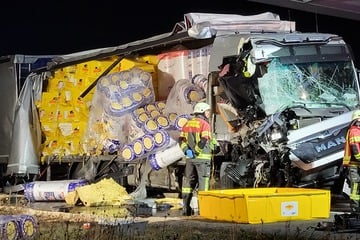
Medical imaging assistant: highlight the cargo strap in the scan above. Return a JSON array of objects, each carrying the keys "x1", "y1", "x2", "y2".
[{"x1": 79, "y1": 55, "x2": 125, "y2": 99}]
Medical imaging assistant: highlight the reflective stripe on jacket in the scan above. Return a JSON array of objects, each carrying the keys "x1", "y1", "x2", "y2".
[
  {"x1": 344, "y1": 125, "x2": 360, "y2": 166},
  {"x1": 179, "y1": 116, "x2": 211, "y2": 160}
]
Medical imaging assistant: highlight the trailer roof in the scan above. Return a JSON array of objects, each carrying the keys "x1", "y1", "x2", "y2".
[{"x1": 39, "y1": 12, "x2": 295, "y2": 72}]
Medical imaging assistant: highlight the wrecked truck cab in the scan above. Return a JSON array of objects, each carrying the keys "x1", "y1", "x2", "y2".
[
  {"x1": 216, "y1": 33, "x2": 358, "y2": 116},
  {"x1": 215, "y1": 31, "x2": 359, "y2": 193},
  {"x1": 2, "y1": 12, "x2": 359, "y2": 198}
]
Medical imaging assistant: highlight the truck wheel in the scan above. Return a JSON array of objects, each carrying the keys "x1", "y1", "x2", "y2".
[
  {"x1": 331, "y1": 168, "x2": 347, "y2": 195},
  {"x1": 219, "y1": 162, "x2": 235, "y2": 189},
  {"x1": 95, "y1": 161, "x2": 129, "y2": 188}
]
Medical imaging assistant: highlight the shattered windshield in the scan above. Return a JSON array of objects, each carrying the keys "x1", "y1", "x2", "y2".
[{"x1": 257, "y1": 58, "x2": 358, "y2": 115}]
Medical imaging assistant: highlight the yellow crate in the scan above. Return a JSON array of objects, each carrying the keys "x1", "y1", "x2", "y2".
[{"x1": 198, "y1": 187, "x2": 330, "y2": 224}]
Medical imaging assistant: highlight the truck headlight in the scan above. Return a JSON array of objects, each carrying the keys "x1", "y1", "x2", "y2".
[{"x1": 270, "y1": 128, "x2": 284, "y2": 142}]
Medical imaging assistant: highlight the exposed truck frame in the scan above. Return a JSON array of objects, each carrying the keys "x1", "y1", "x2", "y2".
[{"x1": 1, "y1": 12, "x2": 359, "y2": 198}]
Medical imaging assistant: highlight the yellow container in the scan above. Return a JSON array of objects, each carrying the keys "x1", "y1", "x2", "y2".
[{"x1": 198, "y1": 187, "x2": 330, "y2": 224}]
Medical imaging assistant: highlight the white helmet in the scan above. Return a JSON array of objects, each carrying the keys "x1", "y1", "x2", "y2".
[
  {"x1": 243, "y1": 54, "x2": 256, "y2": 78},
  {"x1": 193, "y1": 102, "x2": 210, "y2": 114},
  {"x1": 352, "y1": 109, "x2": 360, "y2": 121}
]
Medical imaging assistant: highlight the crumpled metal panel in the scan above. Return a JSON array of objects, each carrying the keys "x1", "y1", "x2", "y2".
[{"x1": 6, "y1": 73, "x2": 43, "y2": 175}]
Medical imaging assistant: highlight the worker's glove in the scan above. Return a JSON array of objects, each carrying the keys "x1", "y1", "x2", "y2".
[
  {"x1": 212, "y1": 145, "x2": 221, "y2": 154},
  {"x1": 185, "y1": 149, "x2": 195, "y2": 159},
  {"x1": 346, "y1": 177, "x2": 351, "y2": 187}
]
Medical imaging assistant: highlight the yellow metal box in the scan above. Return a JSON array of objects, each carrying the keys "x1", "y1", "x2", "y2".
[{"x1": 198, "y1": 188, "x2": 330, "y2": 224}]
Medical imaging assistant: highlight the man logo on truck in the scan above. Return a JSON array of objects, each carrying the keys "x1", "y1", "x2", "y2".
[{"x1": 314, "y1": 136, "x2": 346, "y2": 153}]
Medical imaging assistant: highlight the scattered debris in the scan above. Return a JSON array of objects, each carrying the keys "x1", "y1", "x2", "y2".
[
  {"x1": 65, "y1": 178, "x2": 132, "y2": 207},
  {"x1": 316, "y1": 213, "x2": 360, "y2": 232}
]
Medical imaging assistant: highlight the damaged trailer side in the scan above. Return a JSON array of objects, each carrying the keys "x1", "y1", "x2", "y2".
[
  {"x1": 2, "y1": 12, "x2": 359, "y2": 200},
  {"x1": 2, "y1": 17, "x2": 215, "y2": 195},
  {"x1": 0, "y1": 55, "x2": 55, "y2": 191}
]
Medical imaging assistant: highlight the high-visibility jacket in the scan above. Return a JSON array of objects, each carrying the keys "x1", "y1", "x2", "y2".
[
  {"x1": 343, "y1": 125, "x2": 360, "y2": 166},
  {"x1": 179, "y1": 115, "x2": 212, "y2": 161}
]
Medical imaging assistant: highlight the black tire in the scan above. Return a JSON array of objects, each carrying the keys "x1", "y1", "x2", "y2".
[
  {"x1": 219, "y1": 162, "x2": 235, "y2": 189},
  {"x1": 95, "y1": 161, "x2": 129, "y2": 188},
  {"x1": 331, "y1": 165, "x2": 347, "y2": 195}
]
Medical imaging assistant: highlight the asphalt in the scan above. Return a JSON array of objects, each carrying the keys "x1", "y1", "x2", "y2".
[
  {"x1": 3, "y1": 191, "x2": 360, "y2": 239},
  {"x1": 19, "y1": 193, "x2": 360, "y2": 238}
]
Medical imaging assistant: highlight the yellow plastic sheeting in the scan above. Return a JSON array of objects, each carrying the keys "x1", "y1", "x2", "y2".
[{"x1": 65, "y1": 178, "x2": 133, "y2": 207}]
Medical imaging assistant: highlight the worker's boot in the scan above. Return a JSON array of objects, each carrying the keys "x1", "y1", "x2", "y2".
[{"x1": 182, "y1": 193, "x2": 192, "y2": 216}]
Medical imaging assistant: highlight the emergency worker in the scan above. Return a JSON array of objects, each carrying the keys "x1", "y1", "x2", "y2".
[
  {"x1": 343, "y1": 109, "x2": 360, "y2": 211},
  {"x1": 179, "y1": 102, "x2": 213, "y2": 216}
]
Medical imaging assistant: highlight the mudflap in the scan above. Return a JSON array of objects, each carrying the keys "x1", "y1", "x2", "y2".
[{"x1": 334, "y1": 213, "x2": 360, "y2": 230}]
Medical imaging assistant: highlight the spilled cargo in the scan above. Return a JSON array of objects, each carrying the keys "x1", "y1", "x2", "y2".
[{"x1": 0, "y1": 12, "x2": 358, "y2": 204}]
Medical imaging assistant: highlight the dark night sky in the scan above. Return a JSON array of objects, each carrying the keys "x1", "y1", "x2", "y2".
[{"x1": 1, "y1": 1, "x2": 359, "y2": 65}]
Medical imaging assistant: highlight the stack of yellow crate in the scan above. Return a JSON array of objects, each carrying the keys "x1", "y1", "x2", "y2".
[
  {"x1": 37, "y1": 56, "x2": 159, "y2": 161},
  {"x1": 38, "y1": 61, "x2": 106, "y2": 160}
]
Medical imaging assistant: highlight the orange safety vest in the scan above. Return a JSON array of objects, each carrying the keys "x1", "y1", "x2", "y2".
[
  {"x1": 343, "y1": 125, "x2": 360, "y2": 166},
  {"x1": 179, "y1": 116, "x2": 212, "y2": 160}
]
